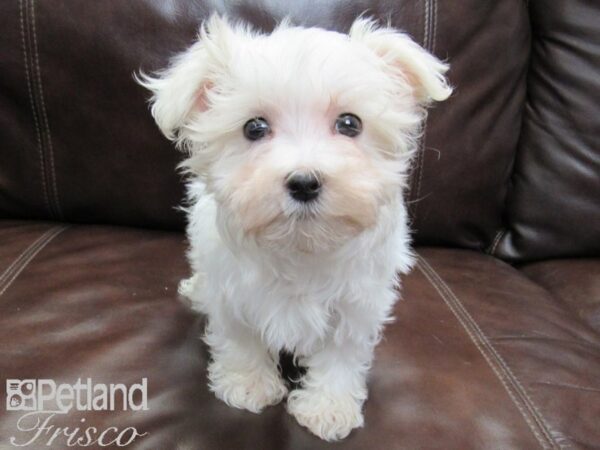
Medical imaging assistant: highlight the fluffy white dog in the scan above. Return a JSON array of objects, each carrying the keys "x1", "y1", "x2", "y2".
[{"x1": 138, "y1": 15, "x2": 450, "y2": 441}]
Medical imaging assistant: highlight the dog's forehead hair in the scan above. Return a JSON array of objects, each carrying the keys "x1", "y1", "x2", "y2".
[
  {"x1": 230, "y1": 28, "x2": 383, "y2": 90},
  {"x1": 224, "y1": 26, "x2": 390, "y2": 107}
]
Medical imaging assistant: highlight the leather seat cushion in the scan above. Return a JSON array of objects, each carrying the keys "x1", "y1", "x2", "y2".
[
  {"x1": 521, "y1": 259, "x2": 600, "y2": 333},
  {"x1": 0, "y1": 222, "x2": 598, "y2": 448}
]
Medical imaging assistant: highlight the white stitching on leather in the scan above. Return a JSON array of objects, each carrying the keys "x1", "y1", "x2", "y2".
[
  {"x1": 433, "y1": 0, "x2": 438, "y2": 53},
  {"x1": 0, "y1": 228, "x2": 54, "y2": 286},
  {"x1": 0, "y1": 225, "x2": 68, "y2": 297},
  {"x1": 415, "y1": 0, "x2": 436, "y2": 207},
  {"x1": 19, "y1": 0, "x2": 50, "y2": 216},
  {"x1": 424, "y1": 0, "x2": 431, "y2": 50},
  {"x1": 29, "y1": 0, "x2": 63, "y2": 220},
  {"x1": 489, "y1": 228, "x2": 505, "y2": 255},
  {"x1": 416, "y1": 254, "x2": 563, "y2": 450},
  {"x1": 411, "y1": 0, "x2": 434, "y2": 214}
]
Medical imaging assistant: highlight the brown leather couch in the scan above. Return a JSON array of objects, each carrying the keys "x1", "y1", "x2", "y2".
[{"x1": 1, "y1": 1, "x2": 599, "y2": 449}]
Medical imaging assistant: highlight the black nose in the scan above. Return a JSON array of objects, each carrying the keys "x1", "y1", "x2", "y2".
[{"x1": 286, "y1": 173, "x2": 321, "y2": 202}]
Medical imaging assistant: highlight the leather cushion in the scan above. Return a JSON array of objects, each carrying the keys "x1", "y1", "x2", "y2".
[
  {"x1": 0, "y1": 222, "x2": 597, "y2": 448},
  {"x1": 495, "y1": 0, "x2": 600, "y2": 261},
  {"x1": 521, "y1": 259, "x2": 600, "y2": 333}
]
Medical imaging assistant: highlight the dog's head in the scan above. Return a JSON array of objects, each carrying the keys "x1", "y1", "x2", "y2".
[{"x1": 138, "y1": 16, "x2": 451, "y2": 253}]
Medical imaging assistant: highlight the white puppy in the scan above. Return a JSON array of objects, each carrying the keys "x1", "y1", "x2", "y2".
[{"x1": 138, "y1": 15, "x2": 450, "y2": 441}]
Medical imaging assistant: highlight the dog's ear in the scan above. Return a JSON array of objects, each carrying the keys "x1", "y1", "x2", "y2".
[
  {"x1": 349, "y1": 18, "x2": 452, "y2": 104},
  {"x1": 136, "y1": 15, "x2": 235, "y2": 141}
]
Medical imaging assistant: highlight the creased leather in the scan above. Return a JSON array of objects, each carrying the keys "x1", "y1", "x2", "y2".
[{"x1": 496, "y1": 0, "x2": 600, "y2": 261}]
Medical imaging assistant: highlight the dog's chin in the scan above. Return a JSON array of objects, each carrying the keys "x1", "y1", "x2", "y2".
[
  {"x1": 225, "y1": 193, "x2": 379, "y2": 255},
  {"x1": 253, "y1": 209, "x2": 368, "y2": 255}
]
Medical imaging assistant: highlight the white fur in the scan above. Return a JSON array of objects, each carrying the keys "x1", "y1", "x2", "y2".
[{"x1": 139, "y1": 15, "x2": 450, "y2": 441}]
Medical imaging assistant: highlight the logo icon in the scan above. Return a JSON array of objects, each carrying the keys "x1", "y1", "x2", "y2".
[{"x1": 6, "y1": 380, "x2": 36, "y2": 411}]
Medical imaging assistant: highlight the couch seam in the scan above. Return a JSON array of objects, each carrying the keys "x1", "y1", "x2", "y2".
[
  {"x1": 414, "y1": 0, "x2": 435, "y2": 209},
  {"x1": 416, "y1": 254, "x2": 562, "y2": 450},
  {"x1": 493, "y1": 0, "x2": 532, "y2": 260},
  {"x1": 408, "y1": 0, "x2": 429, "y2": 207},
  {"x1": 410, "y1": 0, "x2": 435, "y2": 217},
  {"x1": 432, "y1": 0, "x2": 437, "y2": 54},
  {"x1": 0, "y1": 225, "x2": 68, "y2": 297},
  {"x1": 0, "y1": 227, "x2": 53, "y2": 286},
  {"x1": 19, "y1": 0, "x2": 50, "y2": 217},
  {"x1": 29, "y1": 0, "x2": 63, "y2": 220},
  {"x1": 488, "y1": 228, "x2": 506, "y2": 255}
]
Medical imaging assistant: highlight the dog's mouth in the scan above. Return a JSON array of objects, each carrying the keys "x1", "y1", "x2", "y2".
[
  {"x1": 286, "y1": 198, "x2": 372, "y2": 231},
  {"x1": 236, "y1": 190, "x2": 377, "y2": 253},
  {"x1": 269, "y1": 202, "x2": 368, "y2": 252},
  {"x1": 287, "y1": 202, "x2": 321, "y2": 220}
]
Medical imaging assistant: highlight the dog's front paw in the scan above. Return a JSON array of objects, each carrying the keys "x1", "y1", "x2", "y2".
[
  {"x1": 178, "y1": 275, "x2": 197, "y2": 298},
  {"x1": 287, "y1": 388, "x2": 364, "y2": 441},
  {"x1": 208, "y1": 360, "x2": 287, "y2": 413},
  {"x1": 178, "y1": 274, "x2": 206, "y2": 312}
]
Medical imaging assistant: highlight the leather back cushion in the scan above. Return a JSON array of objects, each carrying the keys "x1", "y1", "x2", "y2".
[
  {"x1": 0, "y1": 0, "x2": 529, "y2": 250},
  {"x1": 495, "y1": 0, "x2": 600, "y2": 261}
]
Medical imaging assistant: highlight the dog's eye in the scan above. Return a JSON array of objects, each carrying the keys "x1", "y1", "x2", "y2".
[
  {"x1": 243, "y1": 117, "x2": 270, "y2": 141},
  {"x1": 335, "y1": 113, "x2": 362, "y2": 137}
]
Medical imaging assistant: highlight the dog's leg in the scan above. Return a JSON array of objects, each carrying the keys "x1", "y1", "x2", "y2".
[
  {"x1": 286, "y1": 336, "x2": 375, "y2": 440},
  {"x1": 204, "y1": 324, "x2": 288, "y2": 413},
  {"x1": 286, "y1": 342, "x2": 370, "y2": 440}
]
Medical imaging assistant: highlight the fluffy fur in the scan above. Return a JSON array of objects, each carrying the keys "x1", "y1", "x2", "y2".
[{"x1": 138, "y1": 15, "x2": 451, "y2": 441}]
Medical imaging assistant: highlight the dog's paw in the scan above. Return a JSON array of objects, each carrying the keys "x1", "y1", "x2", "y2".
[
  {"x1": 287, "y1": 388, "x2": 364, "y2": 441},
  {"x1": 178, "y1": 274, "x2": 206, "y2": 312},
  {"x1": 208, "y1": 360, "x2": 287, "y2": 413},
  {"x1": 178, "y1": 274, "x2": 201, "y2": 298}
]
